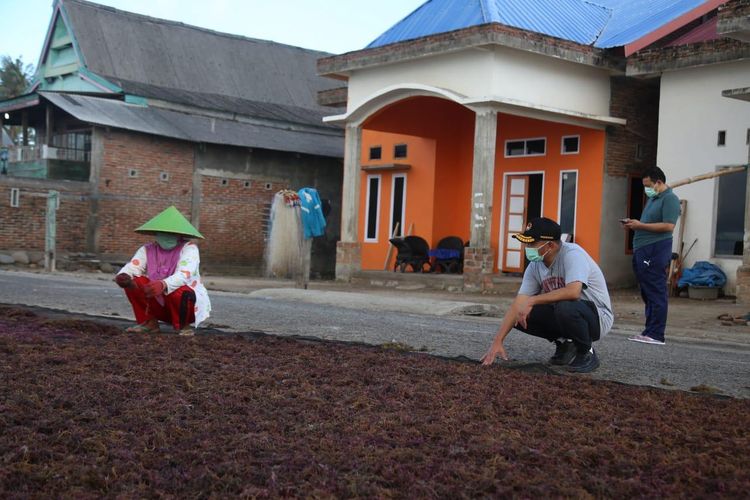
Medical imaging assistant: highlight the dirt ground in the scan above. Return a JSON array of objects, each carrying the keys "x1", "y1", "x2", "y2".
[
  {"x1": 608, "y1": 289, "x2": 750, "y2": 333},
  {"x1": 1, "y1": 306, "x2": 748, "y2": 498}
]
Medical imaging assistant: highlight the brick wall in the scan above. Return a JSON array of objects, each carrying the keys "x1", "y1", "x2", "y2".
[
  {"x1": 604, "y1": 76, "x2": 660, "y2": 177},
  {"x1": 628, "y1": 38, "x2": 750, "y2": 75},
  {"x1": 318, "y1": 22, "x2": 619, "y2": 74},
  {"x1": 719, "y1": 0, "x2": 750, "y2": 20},
  {"x1": 2, "y1": 127, "x2": 342, "y2": 274},
  {"x1": 95, "y1": 129, "x2": 196, "y2": 255},
  {"x1": 198, "y1": 175, "x2": 282, "y2": 267},
  {"x1": 0, "y1": 179, "x2": 90, "y2": 254},
  {"x1": 462, "y1": 247, "x2": 496, "y2": 292}
]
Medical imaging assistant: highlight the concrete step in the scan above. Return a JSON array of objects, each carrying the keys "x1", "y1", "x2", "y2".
[{"x1": 352, "y1": 270, "x2": 521, "y2": 294}]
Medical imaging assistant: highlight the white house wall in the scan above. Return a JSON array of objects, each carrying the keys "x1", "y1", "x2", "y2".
[
  {"x1": 346, "y1": 46, "x2": 612, "y2": 119},
  {"x1": 657, "y1": 59, "x2": 750, "y2": 294}
]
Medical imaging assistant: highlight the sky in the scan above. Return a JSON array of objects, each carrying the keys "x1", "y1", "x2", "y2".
[{"x1": 0, "y1": 0, "x2": 425, "y2": 69}]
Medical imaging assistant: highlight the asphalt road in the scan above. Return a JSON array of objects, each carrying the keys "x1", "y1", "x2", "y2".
[{"x1": 1, "y1": 270, "x2": 749, "y2": 398}]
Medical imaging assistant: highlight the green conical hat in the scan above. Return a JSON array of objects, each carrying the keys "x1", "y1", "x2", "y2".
[{"x1": 135, "y1": 206, "x2": 204, "y2": 239}]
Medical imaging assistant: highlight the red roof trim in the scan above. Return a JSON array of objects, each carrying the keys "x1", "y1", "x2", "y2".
[{"x1": 624, "y1": 0, "x2": 727, "y2": 56}]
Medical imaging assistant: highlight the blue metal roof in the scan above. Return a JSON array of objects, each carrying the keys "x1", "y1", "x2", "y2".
[
  {"x1": 594, "y1": 0, "x2": 709, "y2": 48},
  {"x1": 367, "y1": 0, "x2": 717, "y2": 49}
]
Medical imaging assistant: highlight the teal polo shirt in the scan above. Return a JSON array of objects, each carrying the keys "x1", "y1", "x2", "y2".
[{"x1": 633, "y1": 187, "x2": 681, "y2": 250}]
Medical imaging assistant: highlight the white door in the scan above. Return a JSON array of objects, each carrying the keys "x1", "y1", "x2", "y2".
[{"x1": 502, "y1": 175, "x2": 528, "y2": 273}]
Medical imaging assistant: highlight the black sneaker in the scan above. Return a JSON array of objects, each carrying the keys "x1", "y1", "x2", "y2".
[
  {"x1": 549, "y1": 340, "x2": 577, "y2": 365},
  {"x1": 567, "y1": 348, "x2": 600, "y2": 373}
]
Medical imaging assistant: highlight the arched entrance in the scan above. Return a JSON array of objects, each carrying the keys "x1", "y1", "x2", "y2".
[{"x1": 357, "y1": 95, "x2": 477, "y2": 271}]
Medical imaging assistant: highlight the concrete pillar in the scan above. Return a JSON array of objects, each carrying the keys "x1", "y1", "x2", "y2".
[
  {"x1": 469, "y1": 109, "x2": 498, "y2": 248},
  {"x1": 45, "y1": 190, "x2": 58, "y2": 273},
  {"x1": 464, "y1": 108, "x2": 498, "y2": 292},
  {"x1": 191, "y1": 145, "x2": 203, "y2": 230},
  {"x1": 736, "y1": 148, "x2": 750, "y2": 305},
  {"x1": 335, "y1": 124, "x2": 363, "y2": 281},
  {"x1": 86, "y1": 128, "x2": 104, "y2": 253},
  {"x1": 340, "y1": 124, "x2": 362, "y2": 242}
]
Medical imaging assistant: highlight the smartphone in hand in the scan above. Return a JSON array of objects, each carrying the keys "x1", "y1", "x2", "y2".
[{"x1": 619, "y1": 218, "x2": 629, "y2": 225}]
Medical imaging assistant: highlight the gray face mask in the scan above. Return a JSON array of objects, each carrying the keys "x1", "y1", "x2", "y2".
[{"x1": 155, "y1": 233, "x2": 180, "y2": 250}]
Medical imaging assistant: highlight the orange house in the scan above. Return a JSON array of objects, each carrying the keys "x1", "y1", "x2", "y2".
[
  {"x1": 315, "y1": 0, "x2": 700, "y2": 291},
  {"x1": 357, "y1": 97, "x2": 606, "y2": 274}
]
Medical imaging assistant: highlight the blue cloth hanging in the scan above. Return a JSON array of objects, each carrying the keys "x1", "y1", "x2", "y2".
[{"x1": 298, "y1": 187, "x2": 327, "y2": 239}]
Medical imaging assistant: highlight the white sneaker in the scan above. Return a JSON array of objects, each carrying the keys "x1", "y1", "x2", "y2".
[{"x1": 627, "y1": 335, "x2": 665, "y2": 345}]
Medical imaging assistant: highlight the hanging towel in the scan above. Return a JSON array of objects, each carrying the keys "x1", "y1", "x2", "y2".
[{"x1": 298, "y1": 187, "x2": 327, "y2": 239}]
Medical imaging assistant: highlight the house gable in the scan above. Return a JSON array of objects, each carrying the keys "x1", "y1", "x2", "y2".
[{"x1": 34, "y1": 1, "x2": 115, "y2": 94}]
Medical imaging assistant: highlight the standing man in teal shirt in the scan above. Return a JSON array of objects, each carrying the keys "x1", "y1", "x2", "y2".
[{"x1": 622, "y1": 166, "x2": 681, "y2": 345}]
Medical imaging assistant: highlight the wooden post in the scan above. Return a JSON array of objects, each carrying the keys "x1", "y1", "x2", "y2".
[
  {"x1": 668, "y1": 200, "x2": 688, "y2": 295},
  {"x1": 45, "y1": 105, "x2": 53, "y2": 147},
  {"x1": 45, "y1": 190, "x2": 58, "y2": 273},
  {"x1": 297, "y1": 238, "x2": 312, "y2": 290},
  {"x1": 383, "y1": 221, "x2": 400, "y2": 270},
  {"x1": 670, "y1": 165, "x2": 747, "y2": 189},
  {"x1": 0, "y1": 113, "x2": 7, "y2": 174},
  {"x1": 21, "y1": 111, "x2": 28, "y2": 147},
  {"x1": 734, "y1": 148, "x2": 750, "y2": 304}
]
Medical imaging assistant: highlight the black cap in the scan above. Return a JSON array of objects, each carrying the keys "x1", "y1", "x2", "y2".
[{"x1": 512, "y1": 217, "x2": 561, "y2": 244}]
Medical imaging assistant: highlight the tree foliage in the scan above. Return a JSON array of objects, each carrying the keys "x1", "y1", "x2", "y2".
[{"x1": 0, "y1": 56, "x2": 34, "y2": 100}]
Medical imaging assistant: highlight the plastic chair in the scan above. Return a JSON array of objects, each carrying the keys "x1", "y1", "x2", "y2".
[
  {"x1": 430, "y1": 236, "x2": 464, "y2": 273},
  {"x1": 389, "y1": 236, "x2": 432, "y2": 272}
]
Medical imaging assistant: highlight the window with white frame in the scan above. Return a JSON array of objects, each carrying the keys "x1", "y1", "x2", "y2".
[
  {"x1": 505, "y1": 138, "x2": 546, "y2": 157},
  {"x1": 559, "y1": 171, "x2": 578, "y2": 238},
  {"x1": 365, "y1": 175, "x2": 381, "y2": 241},
  {"x1": 10, "y1": 188, "x2": 20, "y2": 208},
  {"x1": 715, "y1": 168, "x2": 746, "y2": 256},
  {"x1": 390, "y1": 174, "x2": 406, "y2": 237},
  {"x1": 561, "y1": 135, "x2": 580, "y2": 155}
]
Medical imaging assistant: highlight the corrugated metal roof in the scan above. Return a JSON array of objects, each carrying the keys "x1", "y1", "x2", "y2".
[
  {"x1": 666, "y1": 15, "x2": 719, "y2": 46},
  {"x1": 61, "y1": 0, "x2": 341, "y2": 120},
  {"x1": 40, "y1": 92, "x2": 343, "y2": 159},
  {"x1": 368, "y1": 0, "x2": 610, "y2": 47},
  {"x1": 98, "y1": 77, "x2": 339, "y2": 132},
  {"x1": 367, "y1": 0, "x2": 721, "y2": 49},
  {"x1": 484, "y1": 0, "x2": 612, "y2": 45},
  {"x1": 594, "y1": 0, "x2": 710, "y2": 48}
]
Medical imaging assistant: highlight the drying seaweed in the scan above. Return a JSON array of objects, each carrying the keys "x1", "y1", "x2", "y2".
[{"x1": 0, "y1": 306, "x2": 748, "y2": 498}]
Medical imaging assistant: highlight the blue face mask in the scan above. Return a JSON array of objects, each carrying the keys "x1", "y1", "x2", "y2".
[
  {"x1": 525, "y1": 242, "x2": 550, "y2": 263},
  {"x1": 644, "y1": 187, "x2": 658, "y2": 199},
  {"x1": 155, "y1": 233, "x2": 180, "y2": 250}
]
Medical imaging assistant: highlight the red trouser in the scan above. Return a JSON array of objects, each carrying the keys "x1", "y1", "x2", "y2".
[{"x1": 124, "y1": 276, "x2": 196, "y2": 330}]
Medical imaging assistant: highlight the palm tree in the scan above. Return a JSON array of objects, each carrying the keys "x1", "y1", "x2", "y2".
[
  {"x1": 0, "y1": 56, "x2": 32, "y2": 99},
  {"x1": 0, "y1": 56, "x2": 34, "y2": 145}
]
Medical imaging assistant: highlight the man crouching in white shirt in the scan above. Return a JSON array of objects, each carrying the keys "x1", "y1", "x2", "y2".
[{"x1": 481, "y1": 217, "x2": 613, "y2": 373}]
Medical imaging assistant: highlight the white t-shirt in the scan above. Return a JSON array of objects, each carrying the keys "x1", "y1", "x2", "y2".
[{"x1": 518, "y1": 242, "x2": 614, "y2": 336}]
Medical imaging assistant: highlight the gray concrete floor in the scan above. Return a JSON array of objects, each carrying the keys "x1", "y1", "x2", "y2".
[{"x1": 1, "y1": 269, "x2": 749, "y2": 398}]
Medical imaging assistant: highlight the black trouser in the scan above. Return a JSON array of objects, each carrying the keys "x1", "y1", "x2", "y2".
[
  {"x1": 632, "y1": 239, "x2": 672, "y2": 342},
  {"x1": 515, "y1": 300, "x2": 601, "y2": 352}
]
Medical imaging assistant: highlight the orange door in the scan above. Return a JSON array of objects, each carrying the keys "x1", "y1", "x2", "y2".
[{"x1": 502, "y1": 175, "x2": 528, "y2": 273}]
